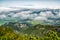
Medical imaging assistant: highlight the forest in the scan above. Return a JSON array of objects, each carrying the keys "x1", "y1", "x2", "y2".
[{"x1": 0, "y1": 23, "x2": 60, "y2": 40}]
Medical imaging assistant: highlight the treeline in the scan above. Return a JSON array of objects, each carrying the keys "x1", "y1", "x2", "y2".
[{"x1": 0, "y1": 26, "x2": 60, "y2": 40}]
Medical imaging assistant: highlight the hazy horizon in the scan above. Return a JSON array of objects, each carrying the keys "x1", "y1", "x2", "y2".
[{"x1": 0, "y1": 0, "x2": 60, "y2": 9}]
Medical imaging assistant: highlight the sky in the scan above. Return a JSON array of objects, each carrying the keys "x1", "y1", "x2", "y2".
[{"x1": 0, "y1": 0, "x2": 60, "y2": 8}]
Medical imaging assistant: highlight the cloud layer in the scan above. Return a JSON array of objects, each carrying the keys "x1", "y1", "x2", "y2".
[{"x1": 0, "y1": 7, "x2": 60, "y2": 25}]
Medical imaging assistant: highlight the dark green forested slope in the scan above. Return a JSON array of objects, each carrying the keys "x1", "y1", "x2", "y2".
[{"x1": 0, "y1": 23, "x2": 60, "y2": 40}]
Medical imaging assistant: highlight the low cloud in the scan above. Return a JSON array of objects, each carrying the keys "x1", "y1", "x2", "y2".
[{"x1": 0, "y1": 7, "x2": 60, "y2": 24}]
